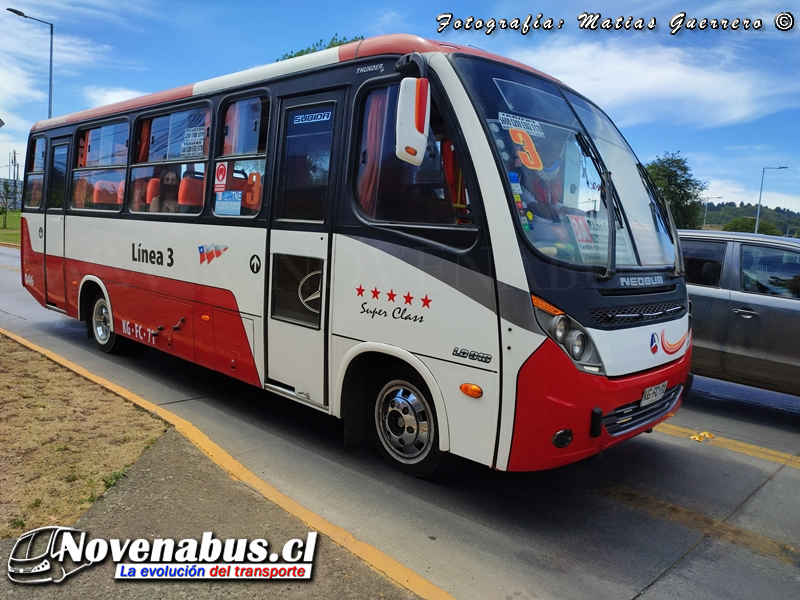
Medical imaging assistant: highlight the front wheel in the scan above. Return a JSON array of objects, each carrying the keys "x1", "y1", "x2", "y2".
[
  {"x1": 371, "y1": 367, "x2": 449, "y2": 478},
  {"x1": 90, "y1": 293, "x2": 126, "y2": 354}
]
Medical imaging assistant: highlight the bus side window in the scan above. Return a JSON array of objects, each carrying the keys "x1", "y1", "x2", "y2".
[
  {"x1": 275, "y1": 103, "x2": 334, "y2": 222},
  {"x1": 24, "y1": 138, "x2": 46, "y2": 209},
  {"x1": 355, "y1": 86, "x2": 472, "y2": 226},
  {"x1": 213, "y1": 97, "x2": 268, "y2": 217},
  {"x1": 71, "y1": 123, "x2": 127, "y2": 212},
  {"x1": 130, "y1": 107, "x2": 210, "y2": 215}
]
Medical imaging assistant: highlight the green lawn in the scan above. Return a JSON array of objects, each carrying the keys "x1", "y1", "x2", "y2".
[{"x1": 0, "y1": 210, "x2": 21, "y2": 245}]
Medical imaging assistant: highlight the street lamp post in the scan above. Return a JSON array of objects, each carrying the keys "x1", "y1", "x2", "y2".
[
  {"x1": 702, "y1": 197, "x2": 722, "y2": 229},
  {"x1": 755, "y1": 166, "x2": 787, "y2": 234},
  {"x1": 7, "y1": 8, "x2": 54, "y2": 119}
]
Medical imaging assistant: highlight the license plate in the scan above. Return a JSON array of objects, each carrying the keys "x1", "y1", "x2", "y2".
[{"x1": 640, "y1": 381, "x2": 668, "y2": 407}]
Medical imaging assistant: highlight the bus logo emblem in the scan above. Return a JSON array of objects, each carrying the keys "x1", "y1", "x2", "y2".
[
  {"x1": 650, "y1": 333, "x2": 659, "y2": 354},
  {"x1": 298, "y1": 270, "x2": 322, "y2": 314}
]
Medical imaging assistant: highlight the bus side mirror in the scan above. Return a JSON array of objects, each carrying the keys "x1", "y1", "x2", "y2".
[{"x1": 395, "y1": 77, "x2": 430, "y2": 166}]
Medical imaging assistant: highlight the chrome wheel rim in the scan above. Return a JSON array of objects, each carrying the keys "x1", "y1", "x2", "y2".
[
  {"x1": 375, "y1": 380, "x2": 433, "y2": 463},
  {"x1": 93, "y1": 300, "x2": 111, "y2": 344}
]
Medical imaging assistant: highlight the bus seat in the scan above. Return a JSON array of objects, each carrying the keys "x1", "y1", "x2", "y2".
[
  {"x1": 73, "y1": 178, "x2": 93, "y2": 209},
  {"x1": 244, "y1": 172, "x2": 261, "y2": 207},
  {"x1": 93, "y1": 180, "x2": 118, "y2": 206},
  {"x1": 178, "y1": 176, "x2": 204, "y2": 208},
  {"x1": 146, "y1": 178, "x2": 160, "y2": 205}
]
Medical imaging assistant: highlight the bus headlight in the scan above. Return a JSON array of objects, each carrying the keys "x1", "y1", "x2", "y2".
[
  {"x1": 567, "y1": 331, "x2": 586, "y2": 360},
  {"x1": 550, "y1": 315, "x2": 569, "y2": 344}
]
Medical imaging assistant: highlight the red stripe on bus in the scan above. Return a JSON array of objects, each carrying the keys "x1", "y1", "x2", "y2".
[{"x1": 342, "y1": 34, "x2": 559, "y2": 83}]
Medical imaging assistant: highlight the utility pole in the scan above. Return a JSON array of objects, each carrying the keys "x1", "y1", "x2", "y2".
[{"x1": 11, "y1": 150, "x2": 19, "y2": 209}]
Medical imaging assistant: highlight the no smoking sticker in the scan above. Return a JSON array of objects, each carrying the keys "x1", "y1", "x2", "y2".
[{"x1": 215, "y1": 162, "x2": 228, "y2": 193}]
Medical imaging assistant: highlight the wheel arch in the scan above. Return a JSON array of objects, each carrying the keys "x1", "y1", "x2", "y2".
[
  {"x1": 77, "y1": 276, "x2": 113, "y2": 332},
  {"x1": 335, "y1": 342, "x2": 450, "y2": 452}
]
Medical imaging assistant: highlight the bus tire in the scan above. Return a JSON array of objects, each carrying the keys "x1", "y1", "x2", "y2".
[
  {"x1": 90, "y1": 293, "x2": 126, "y2": 354},
  {"x1": 371, "y1": 366, "x2": 449, "y2": 478}
]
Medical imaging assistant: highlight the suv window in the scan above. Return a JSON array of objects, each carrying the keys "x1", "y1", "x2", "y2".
[
  {"x1": 741, "y1": 245, "x2": 800, "y2": 299},
  {"x1": 682, "y1": 239, "x2": 726, "y2": 287}
]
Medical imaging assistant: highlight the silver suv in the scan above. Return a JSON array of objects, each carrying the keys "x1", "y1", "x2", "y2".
[{"x1": 679, "y1": 230, "x2": 800, "y2": 396}]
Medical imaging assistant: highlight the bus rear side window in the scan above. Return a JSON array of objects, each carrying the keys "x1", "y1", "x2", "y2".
[
  {"x1": 25, "y1": 138, "x2": 46, "y2": 209},
  {"x1": 25, "y1": 174, "x2": 44, "y2": 209}
]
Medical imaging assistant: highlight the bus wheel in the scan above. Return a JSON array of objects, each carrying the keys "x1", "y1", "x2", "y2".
[
  {"x1": 372, "y1": 367, "x2": 448, "y2": 478},
  {"x1": 90, "y1": 293, "x2": 125, "y2": 354}
]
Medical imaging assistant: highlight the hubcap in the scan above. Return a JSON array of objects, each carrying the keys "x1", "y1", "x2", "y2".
[
  {"x1": 93, "y1": 301, "x2": 111, "y2": 343},
  {"x1": 377, "y1": 383, "x2": 432, "y2": 461}
]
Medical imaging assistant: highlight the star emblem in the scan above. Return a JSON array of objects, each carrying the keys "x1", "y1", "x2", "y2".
[
  {"x1": 386, "y1": 290, "x2": 397, "y2": 302},
  {"x1": 356, "y1": 285, "x2": 364, "y2": 297},
  {"x1": 421, "y1": 295, "x2": 432, "y2": 309},
  {"x1": 403, "y1": 292, "x2": 414, "y2": 305},
  {"x1": 371, "y1": 287, "x2": 381, "y2": 299}
]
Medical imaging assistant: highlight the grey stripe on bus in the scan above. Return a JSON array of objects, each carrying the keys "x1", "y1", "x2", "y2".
[{"x1": 348, "y1": 236, "x2": 542, "y2": 334}]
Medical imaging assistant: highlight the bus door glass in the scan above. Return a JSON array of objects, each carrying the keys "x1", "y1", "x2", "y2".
[
  {"x1": 44, "y1": 139, "x2": 70, "y2": 309},
  {"x1": 267, "y1": 91, "x2": 342, "y2": 405}
]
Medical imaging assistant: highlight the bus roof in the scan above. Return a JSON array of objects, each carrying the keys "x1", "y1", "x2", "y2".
[{"x1": 30, "y1": 33, "x2": 559, "y2": 133}]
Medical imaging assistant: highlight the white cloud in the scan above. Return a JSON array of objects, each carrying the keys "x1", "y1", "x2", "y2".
[
  {"x1": 83, "y1": 86, "x2": 147, "y2": 108},
  {"x1": 509, "y1": 39, "x2": 800, "y2": 128},
  {"x1": 705, "y1": 178, "x2": 800, "y2": 214}
]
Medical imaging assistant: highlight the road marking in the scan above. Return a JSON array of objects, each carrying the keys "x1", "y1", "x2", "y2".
[
  {"x1": 656, "y1": 422, "x2": 800, "y2": 469},
  {"x1": 0, "y1": 326, "x2": 455, "y2": 600},
  {"x1": 603, "y1": 484, "x2": 800, "y2": 567},
  {"x1": 0, "y1": 263, "x2": 20, "y2": 271}
]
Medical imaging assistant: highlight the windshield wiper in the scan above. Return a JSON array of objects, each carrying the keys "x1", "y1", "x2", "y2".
[
  {"x1": 576, "y1": 131, "x2": 617, "y2": 281},
  {"x1": 600, "y1": 169, "x2": 617, "y2": 281},
  {"x1": 636, "y1": 162, "x2": 684, "y2": 277}
]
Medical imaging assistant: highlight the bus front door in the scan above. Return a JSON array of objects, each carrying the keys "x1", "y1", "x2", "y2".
[
  {"x1": 44, "y1": 139, "x2": 69, "y2": 310},
  {"x1": 266, "y1": 92, "x2": 342, "y2": 406}
]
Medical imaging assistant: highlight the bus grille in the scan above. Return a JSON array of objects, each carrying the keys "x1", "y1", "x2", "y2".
[
  {"x1": 589, "y1": 300, "x2": 686, "y2": 326},
  {"x1": 603, "y1": 385, "x2": 682, "y2": 436}
]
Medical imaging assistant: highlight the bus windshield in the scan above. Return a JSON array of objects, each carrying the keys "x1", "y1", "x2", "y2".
[{"x1": 455, "y1": 57, "x2": 675, "y2": 269}]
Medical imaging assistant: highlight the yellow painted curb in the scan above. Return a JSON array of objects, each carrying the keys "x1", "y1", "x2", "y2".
[{"x1": 0, "y1": 326, "x2": 455, "y2": 600}]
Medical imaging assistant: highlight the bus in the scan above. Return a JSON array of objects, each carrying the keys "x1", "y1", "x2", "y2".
[{"x1": 19, "y1": 34, "x2": 692, "y2": 477}]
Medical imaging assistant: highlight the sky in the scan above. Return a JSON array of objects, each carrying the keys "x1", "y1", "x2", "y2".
[{"x1": 0, "y1": 0, "x2": 797, "y2": 218}]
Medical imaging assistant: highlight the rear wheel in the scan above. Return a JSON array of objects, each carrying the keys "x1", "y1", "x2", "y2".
[
  {"x1": 371, "y1": 367, "x2": 448, "y2": 478},
  {"x1": 90, "y1": 293, "x2": 126, "y2": 354}
]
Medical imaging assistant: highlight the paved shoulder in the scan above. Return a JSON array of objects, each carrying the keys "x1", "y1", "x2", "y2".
[{"x1": 0, "y1": 428, "x2": 421, "y2": 599}]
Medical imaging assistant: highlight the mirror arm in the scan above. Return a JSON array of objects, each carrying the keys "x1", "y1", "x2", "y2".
[{"x1": 395, "y1": 52, "x2": 428, "y2": 79}]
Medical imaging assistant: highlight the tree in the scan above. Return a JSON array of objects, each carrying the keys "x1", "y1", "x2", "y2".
[
  {"x1": 0, "y1": 179, "x2": 12, "y2": 230},
  {"x1": 645, "y1": 151, "x2": 706, "y2": 229},
  {"x1": 723, "y1": 217, "x2": 782, "y2": 236},
  {"x1": 277, "y1": 34, "x2": 364, "y2": 61}
]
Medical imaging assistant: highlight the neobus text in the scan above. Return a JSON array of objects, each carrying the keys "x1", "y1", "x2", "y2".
[{"x1": 132, "y1": 243, "x2": 174, "y2": 267}]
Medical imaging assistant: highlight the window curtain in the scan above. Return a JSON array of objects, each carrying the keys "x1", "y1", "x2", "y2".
[{"x1": 358, "y1": 89, "x2": 388, "y2": 218}]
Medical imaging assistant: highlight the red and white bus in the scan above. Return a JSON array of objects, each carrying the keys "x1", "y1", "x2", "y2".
[{"x1": 20, "y1": 34, "x2": 692, "y2": 477}]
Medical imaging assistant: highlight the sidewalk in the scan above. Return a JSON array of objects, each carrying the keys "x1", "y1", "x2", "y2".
[{"x1": 0, "y1": 426, "x2": 422, "y2": 599}]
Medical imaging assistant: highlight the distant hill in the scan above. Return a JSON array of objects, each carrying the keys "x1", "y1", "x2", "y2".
[{"x1": 699, "y1": 201, "x2": 800, "y2": 237}]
